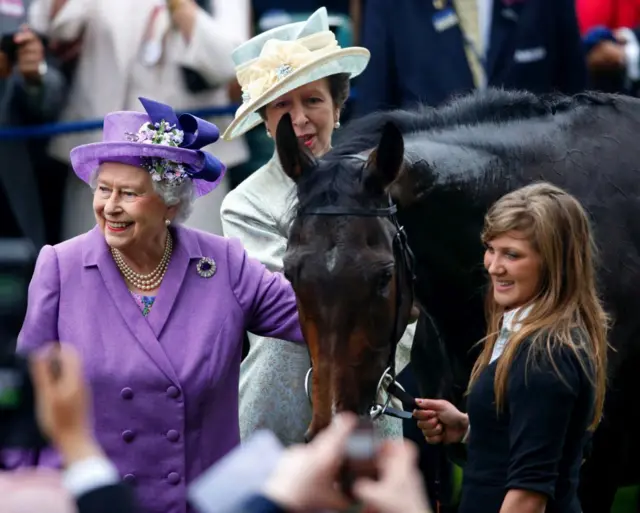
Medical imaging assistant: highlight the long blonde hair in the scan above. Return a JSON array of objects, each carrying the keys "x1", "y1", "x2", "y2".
[{"x1": 467, "y1": 182, "x2": 609, "y2": 430}]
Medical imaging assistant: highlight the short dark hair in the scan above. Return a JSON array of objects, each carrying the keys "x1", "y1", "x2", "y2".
[{"x1": 257, "y1": 72, "x2": 351, "y2": 121}]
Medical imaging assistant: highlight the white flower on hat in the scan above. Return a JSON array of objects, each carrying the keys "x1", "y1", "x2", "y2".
[
  {"x1": 124, "y1": 120, "x2": 189, "y2": 186},
  {"x1": 237, "y1": 32, "x2": 338, "y2": 104}
]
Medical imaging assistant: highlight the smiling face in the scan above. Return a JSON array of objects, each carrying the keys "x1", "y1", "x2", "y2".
[
  {"x1": 483, "y1": 231, "x2": 542, "y2": 309},
  {"x1": 264, "y1": 78, "x2": 339, "y2": 156},
  {"x1": 93, "y1": 162, "x2": 176, "y2": 252}
]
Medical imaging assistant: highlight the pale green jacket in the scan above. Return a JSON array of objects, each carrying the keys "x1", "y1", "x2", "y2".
[{"x1": 220, "y1": 154, "x2": 415, "y2": 445}]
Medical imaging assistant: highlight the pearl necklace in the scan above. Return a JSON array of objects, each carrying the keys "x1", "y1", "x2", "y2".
[{"x1": 111, "y1": 232, "x2": 173, "y2": 291}]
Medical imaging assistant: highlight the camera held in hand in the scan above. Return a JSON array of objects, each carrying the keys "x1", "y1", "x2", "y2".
[
  {"x1": 340, "y1": 417, "x2": 380, "y2": 498},
  {"x1": 0, "y1": 238, "x2": 48, "y2": 450}
]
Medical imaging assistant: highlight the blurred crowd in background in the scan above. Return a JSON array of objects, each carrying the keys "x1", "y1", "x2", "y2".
[{"x1": 0, "y1": 0, "x2": 639, "y2": 252}]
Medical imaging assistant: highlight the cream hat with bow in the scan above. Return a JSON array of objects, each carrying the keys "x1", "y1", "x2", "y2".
[{"x1": 221, "y1": 7, "x2": 370, "y2": 141}]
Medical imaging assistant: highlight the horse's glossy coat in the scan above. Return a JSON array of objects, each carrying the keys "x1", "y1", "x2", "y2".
[{"x1": 280, "y1": 89, "x2": 640, "y2": 513}]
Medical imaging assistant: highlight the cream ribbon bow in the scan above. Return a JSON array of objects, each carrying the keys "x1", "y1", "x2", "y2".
[{"x1": 236, "y1": 30, "x2": 340, "y2": 105}]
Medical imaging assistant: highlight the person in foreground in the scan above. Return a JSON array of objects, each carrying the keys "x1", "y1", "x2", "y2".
[
  {"x1": 7, "y1": 97, "x2": 303, "y2": 513},
  {"x1": 414, "y1": 183, "x2": 608, "y2": 513},
  {"x1": 39, "y1": 344, "x2": 138, "y2": 513},
  {"x1": 220, "y1": 6, "x2": 416, "y2": 445},
  {"x1": 3, "y1": 344, "x2": 137, "y2": 513},
  {"x1": 242, "y1": 412, "x2": 434, "y2": 513}
]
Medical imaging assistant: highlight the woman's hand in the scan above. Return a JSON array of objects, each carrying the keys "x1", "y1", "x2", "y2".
[
  {"x1": 353, "y1": 440, "x2": 433, "y2": 513},
  {"x1": 413, "y1": 398, "x2": 469, "y2": 445}
]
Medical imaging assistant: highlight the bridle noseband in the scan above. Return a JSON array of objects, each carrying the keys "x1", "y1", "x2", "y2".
[{"x1": 299, "y1": 155, "x2": 418, "y2": 421}]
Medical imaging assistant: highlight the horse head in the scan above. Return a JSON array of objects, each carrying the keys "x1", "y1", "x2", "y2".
[{"x1": 277, "y1": 113, "x2": 418, "y2": 441}]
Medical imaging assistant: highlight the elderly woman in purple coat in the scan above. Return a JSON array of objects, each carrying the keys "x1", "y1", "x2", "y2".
[{"x1": 10, "y1": 97, "x2": 303, "y2": 513}]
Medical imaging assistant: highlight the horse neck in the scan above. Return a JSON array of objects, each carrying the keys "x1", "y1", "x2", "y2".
[
  {"x1": 402, "y1": 133, "x2": 500, "y2": 188},
  {"x1": 395, "y1": 136, "x2": 493, "y2": 376}
]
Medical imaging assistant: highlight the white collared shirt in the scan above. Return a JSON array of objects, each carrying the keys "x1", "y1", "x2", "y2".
[{"x1": 490, "y1": 304, "x2": 533, "y2": 363}]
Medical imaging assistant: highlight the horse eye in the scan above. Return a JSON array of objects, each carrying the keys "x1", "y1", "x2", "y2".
[{"x1": 376, "y1": 269, "x2": 394, "y2": 294}]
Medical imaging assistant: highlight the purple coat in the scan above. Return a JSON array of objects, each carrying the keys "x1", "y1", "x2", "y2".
[{"x1": 16, "y1": 225, "x2": 303, "y2": 513}]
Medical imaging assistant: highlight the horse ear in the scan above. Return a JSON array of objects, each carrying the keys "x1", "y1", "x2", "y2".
[
  {"x1": 276, "y1": 113, "x2": 316, "y2": 181},
  {"x1": 366, "y1": 121, "x2": 404, "y2": 191}
]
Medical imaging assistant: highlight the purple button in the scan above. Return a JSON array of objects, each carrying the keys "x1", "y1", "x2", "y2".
[
  {"x1": 121, "y1": 388, "x2": 134, "y2": 400},
  {"x1": 166, "y1": 429, "x2": 180, "y2": 442},
  {"x1": 166, "y1": 386, "x2": 180, "y2": 399},
  {"x1": 122, "y1": 430, "x2": 135, "y2": 443},
  {"x1": 123, "y1": 473, "x2": 136, "y2": 484},
  {"x1": 167, "y1": 472, "x2": 180, "y2": 485}
]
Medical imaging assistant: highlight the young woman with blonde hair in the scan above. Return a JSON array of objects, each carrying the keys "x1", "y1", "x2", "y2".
[{"x1": 414, "y1": 182, "x2": 609, "y2": 513}]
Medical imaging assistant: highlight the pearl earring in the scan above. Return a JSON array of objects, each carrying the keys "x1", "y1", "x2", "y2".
[
  {"x1": 266, "y1": 129, "x2": 272, "y2": 138},
  {"x1": 165, "y1": 219, "x2": 171, "y2": 226},
  {"x1": 334, "y1": 121, "x2": 341, "y2": 129}
]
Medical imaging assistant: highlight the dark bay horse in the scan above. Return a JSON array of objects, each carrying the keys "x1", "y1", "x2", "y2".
[{"x1": 277, "y1": 88, "x2": 640, "y2": 513}]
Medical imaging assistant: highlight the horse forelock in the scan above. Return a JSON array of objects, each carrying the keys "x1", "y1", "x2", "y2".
[{"x1": 290, "y1": 157, "x2": 380, "y2": 224}]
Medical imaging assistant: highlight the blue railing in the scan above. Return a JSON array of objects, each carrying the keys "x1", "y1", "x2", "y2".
[
  {"x1": 0, "y1": 105, "x2": 239, "y2": 140},
  {"x1": 0, "y1": 85, "x2": 358, "y2": 140},
  {"x1": 0, "y1": 9, "x2": 359, "y2": 141}
]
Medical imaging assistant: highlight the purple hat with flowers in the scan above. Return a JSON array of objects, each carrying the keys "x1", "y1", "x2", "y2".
[{"x1": 70, "y1": 97, "x2": 226, "y2": 197}]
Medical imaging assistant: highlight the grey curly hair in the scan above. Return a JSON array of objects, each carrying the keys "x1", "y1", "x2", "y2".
[{"x1": 89, "y1": 165, "x2": 195, "y2": 223}]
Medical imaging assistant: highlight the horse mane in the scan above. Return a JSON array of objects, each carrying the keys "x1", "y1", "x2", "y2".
[
  {"x1": 292, "y1": 88, "x2": 621, "y2": 217},
  {"x1": 330, "y1": 88, "x2": 619, "y2": 157}
]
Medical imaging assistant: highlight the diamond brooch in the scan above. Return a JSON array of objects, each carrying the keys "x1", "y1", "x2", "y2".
[
  {"x1": 275, "y1": 64, "x2": 293, "y2": 80},
  {"x1": 197, "y1": 257, "x2": 216, "y2": 278}
]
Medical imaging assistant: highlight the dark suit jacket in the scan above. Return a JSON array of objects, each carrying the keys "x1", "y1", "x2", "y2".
[
  {"x1": 77, "y1": 483, "x2": 138, "y2": 513},
  {"x1": 355, "y1": 0, "x2": 588, "y2": 116}
]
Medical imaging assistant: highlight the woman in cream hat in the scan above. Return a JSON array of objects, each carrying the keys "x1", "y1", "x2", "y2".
[{"x1": 220, "y1": 7, "x2": 417, "y2": 445}]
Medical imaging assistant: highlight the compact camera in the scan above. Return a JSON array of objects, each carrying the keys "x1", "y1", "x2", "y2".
[
  {"x1": 340, "y1": 417, "x2": 381, "y2": 498},
  {"x1": 0, "y1": 238, "x2": 47, "y2": 450}
]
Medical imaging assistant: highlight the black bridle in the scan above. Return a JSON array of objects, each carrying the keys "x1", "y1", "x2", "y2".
[{"x1": 298, "y1": 155, "x2": 418, "y2": 420}]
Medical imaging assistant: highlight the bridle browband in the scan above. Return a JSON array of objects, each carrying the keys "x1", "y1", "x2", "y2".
[{"x1": 299, "y1": 154, "x2": 418, "y2": 421}]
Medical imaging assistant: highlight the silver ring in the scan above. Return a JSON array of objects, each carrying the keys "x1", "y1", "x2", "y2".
[
  {"x1": 375, "y1": 366, "x2": 394, "y2": 395},
  {"x1": 304, "y1": 367, "x2": 313, "y2": 404},
  {"x1": 369, "y1": 404, "x2": 384, "y2": 420},
  {"x1": 368, "y1": 367, "x2": 394, "y2": 420}
]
